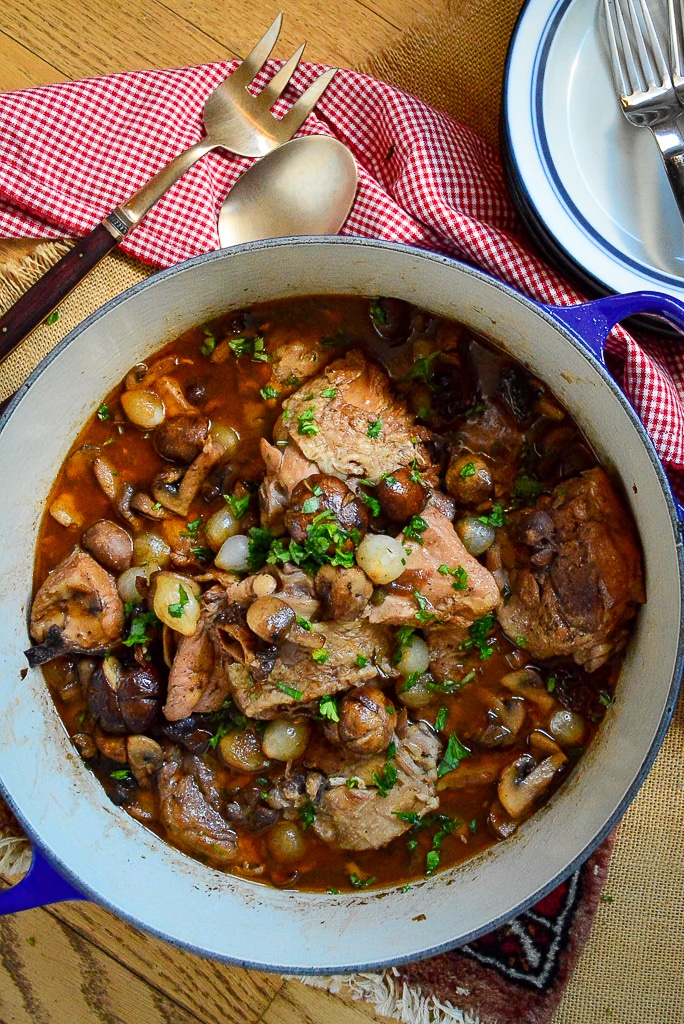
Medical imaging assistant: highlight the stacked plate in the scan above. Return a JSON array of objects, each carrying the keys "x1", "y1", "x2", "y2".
[{"x1": 502, "y1": 0, "x2": 684, "y2": 300}]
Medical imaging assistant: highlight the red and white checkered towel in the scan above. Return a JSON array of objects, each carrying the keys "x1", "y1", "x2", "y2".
[{"x1": 1, "y1": 61, "x2": 684, "y2": 490}]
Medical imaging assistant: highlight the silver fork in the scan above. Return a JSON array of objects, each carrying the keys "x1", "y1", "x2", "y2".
[
  {"x1": 0, "y1": 14, "x2": 336, "y2": 360},
  {"x1": 604, "y1": 0, "x2": 684, "y2": 220}
]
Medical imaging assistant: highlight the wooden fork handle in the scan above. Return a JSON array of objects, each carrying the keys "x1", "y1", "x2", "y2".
[{"x1": 0, "y1": 222, "x2": 120, "y2": 364}]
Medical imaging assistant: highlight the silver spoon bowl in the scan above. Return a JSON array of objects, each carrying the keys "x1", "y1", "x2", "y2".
[{"x1": 218, "y1": 135, "x2": 358, "y2": 246}]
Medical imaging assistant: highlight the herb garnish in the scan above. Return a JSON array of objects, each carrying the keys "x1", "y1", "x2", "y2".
[
  {"x1": 110, "y1": 769, "x2": 132, "y2": 781},
  {"x1": 319, "y1": 695, "x2": 340, "y2": 722},
  {"x1": 438, "y1": 563, "x2": 468, "y2": 590},
  {"x1": 355, "y1": 654, "x2": 369, "y2": 668},
  {"x1": 277, "y1": 681, "x2": 304, "y2": 701},
  {"x1": 434, "y1": 707, "x2": 448, "y2": 732},
  {"x1": 312, "y1": 647, "x2": 329, "y2": 664},
  {"x1": 437, "y1": 733, "x2": 471, "y2": 778},
  {"x1": 478, "y1": 502, "x2": 505, "y2": 528},
  {"x1": 367, "y1": 418, "x2": 383, "y2": 439},
  {"x1": 372, "y1": 741, "x2": 397, "y2": 797},
  {"x1": 97, "y1": 403, "x2": 110, "y2": 421},
  {"x1": 201, "y1": 330, "x2": 216, "y2": 357},
  {"x1": 461, "y1": 612, "x2": 497, "y2": 660},
  {"x1": 459, "y1": 461, "x2": 476, "y2": 478},
  {"x1": 122, "y1": 609, "x2": 160, "y2": 648},
  {"x1": 167, "y1": 585, "x2": 190, "y2": 619},
  {"x1": 403, "y1": 515, "x2": 428, "y2": 545},
  {"x1": 413, "y1": 590, "x2": 441, "y2": 625},
  {"x1": 259, "y1": 385, "x2": 280, "y2": 401},
  {"x1": 300, "y1": 799, "x2": 316, "y2": 829},
  {"x1": 226, "y1": 493, "x2": 250, "y2": 519},
  {"x1": 369, "y1": 298, "x2": 389, "y2": 326},
  {"x1": 229, "y1": 335, "x2": 270, "y2": 361},
  {"x1": 297, "y1": 407, "x2": 319, "y2": 436},
  {"x1": 349, "y1": 872, "x2": 378, "y2": 889}
]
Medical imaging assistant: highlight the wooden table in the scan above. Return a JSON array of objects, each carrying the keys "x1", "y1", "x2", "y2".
[{"x1": 0, "y1": 2, "x2": 441, "y2": 1022}]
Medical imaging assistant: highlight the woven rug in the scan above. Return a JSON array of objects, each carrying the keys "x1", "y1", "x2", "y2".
[{"x1": 1, "y1": 1, "x2": 683, "y2": 1021}]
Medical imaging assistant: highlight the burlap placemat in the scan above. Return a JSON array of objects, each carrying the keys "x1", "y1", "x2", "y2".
[{"x1": 1, "y1": 1, "x2": 683, "y2": 1020}]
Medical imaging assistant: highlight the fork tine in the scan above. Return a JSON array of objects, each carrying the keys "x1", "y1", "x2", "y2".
[
  {"x1": 275, "y1": 68, "x2": 338, "y2": 139},
  {"x1": 632, "y1": 0, "x2": 670, "y2": 88},
  {"x1": 604, "y1": 0, "x2": 633, "y2": 97},
  {"x1": 229, "y1": 12, "x2": 283, "y2": 90},
  {"x1": 255, "y1": 42, "x2": 307, "y2": 109}
]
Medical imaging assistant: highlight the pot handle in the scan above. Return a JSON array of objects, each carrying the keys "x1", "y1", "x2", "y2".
[
  {"x1": 0, "y1": 847, "x2": 87, "y2": 915},
  {"x1": 544, "y1": 291, "x2": 684, "y2": 522},
  {"x1": 541, "y1": 290, "x2": 684, "y2": 366}
]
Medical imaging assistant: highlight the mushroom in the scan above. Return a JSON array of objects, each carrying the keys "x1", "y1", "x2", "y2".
[
  {"x1": 87, "y1": 659, "x2": 164, "y2": 735},
  {"x1": 373, "y1": 467, "x2": 426, "y2": 522},
  {"x1": 92, "y1": 456, "x2": 136, "y2": 524},
  {"x1": 500, "y1": 668, "x2": 557, "y2": 714},
  {"x1": 127, "y1": 735, "x2": 164, "y2": 787},
  {"x1": 151, "y1": 439, "x2": 226, "y2": 515},
  {"x1": 326, "y1": 685, "x2": 397, "y2": 755},
  {"x1": 474, "y1": 695, "x2": 526, "y2": 749},
  {"x1": 153, "y1": 413, "x2": 210, "y2": 464},
  {"x1": 81, "y1": 519, "x2": 133, "y2": 573},
  {"x1": 497, "y1": 751, "x2": 568, "y2": 819},
  {"x1": 314, "y1": 564, "x2": 373, "y2": 621},
  {"x1": 445, "y1": 453, "x2": 494, "y2": 507},
  {"x1": 94, "y1": 728, "x2": 128, "y2": 763},
  {"x1": 285, "y1": 474, "x2": 369, "y2": 548},
  {"x1": 246, "y1": 596, "x2": 296, "y2": 643}
]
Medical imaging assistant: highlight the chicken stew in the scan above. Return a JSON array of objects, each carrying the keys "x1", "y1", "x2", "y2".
[{"x1": 27, "y1": 295, "x2": 645, "y2": 892}]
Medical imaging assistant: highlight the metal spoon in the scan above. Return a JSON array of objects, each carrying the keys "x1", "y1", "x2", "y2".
[{"x1": 218, "y1": 135, "x2": 357, "y2": 246}]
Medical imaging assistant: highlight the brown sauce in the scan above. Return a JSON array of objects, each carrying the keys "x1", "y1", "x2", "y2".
[{"x1": 31, "y1": 295, "x2": 642, "y2": 893}]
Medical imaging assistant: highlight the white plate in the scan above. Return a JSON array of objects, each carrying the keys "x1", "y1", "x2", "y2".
[{"x1": 503, "y1": 0, "x2": 684, "y2": 297}]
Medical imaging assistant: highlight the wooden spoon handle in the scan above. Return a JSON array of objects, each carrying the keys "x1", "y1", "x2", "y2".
[{"x1": 0, "y1": 222, "x2": 120, "y2": 363}]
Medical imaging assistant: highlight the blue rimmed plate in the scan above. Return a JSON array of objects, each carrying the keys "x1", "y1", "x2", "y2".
[{"x1": 502, "y1": 0, "x2": 684, "y2": 298}]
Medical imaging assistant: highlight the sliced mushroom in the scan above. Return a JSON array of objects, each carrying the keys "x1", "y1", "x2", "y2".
[
  {"x1": 151, "y1": 439, "x2": 226, "y2": 516},
  {"x1": 500, "y1": 668, "x2": 556, "y2": 714},
  {"x1": 93, "y1": 456, "x2": 136, "y2": 525},
  {"x1": 127, "y1": 735, "x2": 164, "y2": 787},
  {"x1": 94, "y1": 727, "x2": 127, "y2": 763},
  {"x1": 487, "y1": 798, "x2": 518, "y2": 839},
  {"x1": 497, "y1": 751, "x2": 568, "y2": 819},
  {"x1": 474, "y1": 695, "x2": 526, "y2": 749},
  {"x1": 81, "y1": 519, "x2": 133, "y2": 573}
]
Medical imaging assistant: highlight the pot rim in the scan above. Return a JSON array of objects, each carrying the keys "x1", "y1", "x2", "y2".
[{"x1": 1, "y1": 235, "x2": 682, "y2": 971}]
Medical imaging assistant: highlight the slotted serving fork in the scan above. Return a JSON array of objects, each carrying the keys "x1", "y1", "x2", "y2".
[
  {"x1": 604, "y1": 0, "x2": 684, "y2": 220},
  {"x1": 0, "y1": 13, "x2": 336, "y2": 361}
]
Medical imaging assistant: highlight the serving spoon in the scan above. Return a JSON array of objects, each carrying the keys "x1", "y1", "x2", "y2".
[{"x1": 217, "y1": 135, "x2": 357, "y2": 246}]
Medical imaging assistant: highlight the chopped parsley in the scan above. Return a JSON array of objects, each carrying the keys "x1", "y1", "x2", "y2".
[
  {"x1": 399, "y1": 671, "x2": 422, "y2": 693},
  {"x1": 392, "y1": 625, "x2": 416, "y2": 665},
  {"x1": 190, "y1": 546, "x2": 214, "y2": 561},
  {"x1": 201, "y1": 330, "x2": 216, "y2": 357},
  {"x1": 247, "y1": 527, "x2": 275, "y2": 571},
  {"x1": 372, "y1": 741, "x2": 397, "y2": 797},
  {"x1": 367, "y1": 418, "x2": 383, "y2": 439},
  {"x1": 248, "y1": 511, "x2": 357, "y2": 574},
  {"x1": 438, "y1": 563, "x2": 468, "y2": 591},
  {"x1": 312, "y1": 647, "x2": 329, "y2": 664},
  {"x1": 359, "y1": 491, "x2": 381, "y2": 517},
  {"x1": 355, "y1": 654, "x2": 369, "y2": 668},
  {"x1": 547, "y1": 675, "x2": 557, "y2": 693},
  {"x1": 403, "y1": 515, "x2": 428, "y2": 545},
  {"x1": 208, "y1": 699, "x2": 248, "y2": 748},
  {"x1": 478, "y1": 502, "x2": 505, "y2": 528},
  {"x1": 408, "y1": 460, "x2": 423, "y2": 484},
  {"x1": 167, "y1": 585, "x2": 190, "y2": 619},
  {"x1": 45, "y1": 310, "x2": 59, "y2": 325},
  {"x1": 229, "y1": 335, "x2": 270, "y2": 362},
  {"x1": 369, "y1": 297, "x2": 389, "y2": 326},
  {"x1": 226, "y1": 493, "x2": 250, "y2": 519},
  {"x1": 110, "y1": 769, "x2": 132, "y2": 781},
  {"x1": 401, "y1": 351, "x2": 439, "y2": 387},
  {"x1": 180, "y1": 517, "x2": 202, "y2": 537},
  {"x1": 459, "y1": 461, "x2": 476, "y2": 478},
  {"x1": 426, "y1": 816, "x2": 459, "y2": 875},
  {"x1": 301, "y1": 495, "x2": 320, "y2": 514},
  {"x1": 259, "y1": 385, "x2": 280, "y2": 400},
  {"x1": 321, "y1": 387, "x2": 337, "y2": 399},
  {"x1": 276, "y1": 682, "x2": 304, "y2": 701},
  {"x1": 511, "y1": 473, "x2": 543, "y2": 504},
  {"x1": 434, "y1": 706, "x2": 448, "y2": 732},
  {"x1": 300, "y1": 799, "x2": 316, "y2": 829},
  {"x1": 97, "y1": 403, "x2": 110, "y2": 421},
  {"x1": 599, "y1": 690, "x2": 613, "y2": 707},
  {"x1": 349, "y1": 872, "x2": 378, "y2": 889},
  {"x1": 461, "y1": 612, "x2": 497, "y2": 660},
  {"x1": 413, "y1": 590, "x2": 441, "y2": 625},
  {"x1": 122, "y1": 609, "x2": 160, "y2": 648},
  {"x1": 296, "y1": 615, "x2": 313, "y2": 632},
  {"x1": 319, "y1": 695, "x2": 340, "y2": 722},
  {"x1": 437, "y1": 733, "x2": 471, "y2": 778},
  {"x1": 297, "y1": 407, "x2": 319, "y2": 436}
]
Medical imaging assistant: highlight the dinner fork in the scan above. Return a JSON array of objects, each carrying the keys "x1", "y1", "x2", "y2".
[
  {"x1": 0, "y1": 14, "x2": 336, "y2": 362},
  {"x1": 604, "y1": 0, "x2": 684, "y2": 221}
]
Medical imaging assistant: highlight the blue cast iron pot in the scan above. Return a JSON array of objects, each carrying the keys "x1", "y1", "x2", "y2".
[{"x1": 0, "y1": 237, "x2": 682, "y2": 971}]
